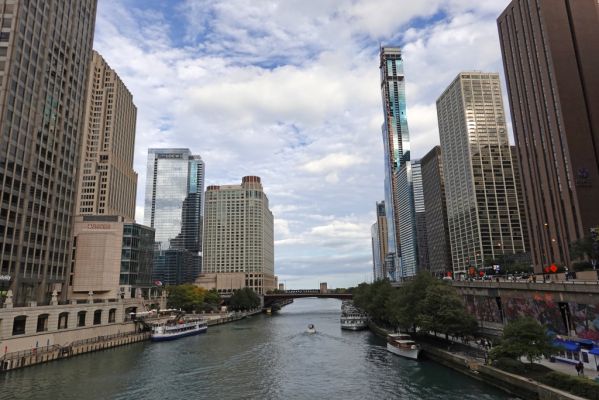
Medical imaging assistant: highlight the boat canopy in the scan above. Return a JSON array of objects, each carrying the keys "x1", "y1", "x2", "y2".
[
  {"x1": 589, "y1": 347, "x2": 599, "y2": 356},
  {"x1": 553, "y1": 340, "x2": 580, "y2": 352}
]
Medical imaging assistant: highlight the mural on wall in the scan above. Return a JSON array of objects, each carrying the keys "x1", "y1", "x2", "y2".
[
  {"x1": 502, "y1": 295, "x2": 564, "y2": 334},
  {"x1": 569, "y1": 302, "x2": 599, "y2": 340},
  {"x1": 465, "y1": 295, "x2": 502, "y2": 324}
]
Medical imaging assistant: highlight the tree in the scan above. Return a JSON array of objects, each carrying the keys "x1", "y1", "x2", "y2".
[
  {"x1": 167, "y1": 285, "x2": 206, "y2": 312},
  {"x1": 416, "y1": 282, "x2": 478, "y2": 339},
  {"x1": 490, "y1": 317, "x2": 556, "y2": 363},
  {"x1": 228, "y1": 287, "x2": 260, "y2": 311},
  {"x1": 386, "y1": 272, "x2": 436, "y2": 331}
]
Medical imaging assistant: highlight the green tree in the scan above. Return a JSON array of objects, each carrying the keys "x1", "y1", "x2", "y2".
[
  {"x1": 490, "y1": 317, "x2": 556, "y2": 363},
  {"x1": 228, "y1": 287, "x2": 260, "y2": 311},
  {"x1": 416, "y1": 283, "x2": 478, "y2": 339},
  {"x1": 204, "y1": 289, "x2": 221, "y2": 307},
  {"x1": 386, "y1": 272, "x2": 436, "y2": 332},
  {"x1": 166, "y1": 285, "x2": 206, "y2": 312}
]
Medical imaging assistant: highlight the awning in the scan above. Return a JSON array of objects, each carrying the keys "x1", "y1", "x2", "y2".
[
  {"x1": 589, "y1": 347, "x2": 599, "y2": 356},
  {"x1": 553, "y1": 340, "x2": 580, "y2": 352}
]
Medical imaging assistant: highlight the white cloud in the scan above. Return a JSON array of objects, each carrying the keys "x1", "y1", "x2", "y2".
[{"x1": 94, "y1": 0, "x2": 512, "y2": 288}]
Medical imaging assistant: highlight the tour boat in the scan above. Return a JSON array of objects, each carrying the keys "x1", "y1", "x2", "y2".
[
  {"x1": 307, "y1": 324, "x2": 316, "y2": 334},
  {"x1": 386, "y1": 333, "x2": 421, "y2": 360},
  {"x1": 150, "y1": 318, "x2": 208, "y2": 342},
  {"x1": 340, "y1": 314, "x2": 368, "y2": 330}
]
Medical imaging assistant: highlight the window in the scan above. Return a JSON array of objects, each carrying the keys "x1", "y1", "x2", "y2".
[
  {"x1": 36, "y1": 314, "x2": 49, "y2": 332},
  {"x1": 108, "y1": 308, "x2": 116, "y2": 323},
  {"x1": 93, "y1": 310, "x2": 102, "y2": 325},
  {"x1": 77, "y1": 311, "x2": 86, "y2": 327},
  {"x1": 0, "y1": 32, "x2": 9, "y2": 42},
  {"x1": 12, "y1": 315, "x2": 27, "y2": 335},
  {"x1": 58, "y1": 312, "x2": 68, "y2": 329}
]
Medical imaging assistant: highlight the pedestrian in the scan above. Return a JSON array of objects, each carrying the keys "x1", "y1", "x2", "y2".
[{"x1": 576, "y1": 361, "x2": 584, "y2": 376}]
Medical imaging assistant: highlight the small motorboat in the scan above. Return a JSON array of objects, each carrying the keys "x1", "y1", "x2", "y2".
[{"x1": 307, "y1": 324, "x2": 316, "y2": 334}]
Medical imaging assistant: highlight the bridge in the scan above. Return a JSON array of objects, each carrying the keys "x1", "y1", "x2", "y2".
[{"x1": 263, "y1": 290, "x2": 352, "y2": 307}]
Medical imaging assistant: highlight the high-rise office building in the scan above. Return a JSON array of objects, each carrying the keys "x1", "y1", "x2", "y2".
[
  {"x1": 437, "y1": 72, "x2": 527, "y2": 274},
  {"x1": 202, "y1": 176, "x2": 275, "y2": 294},
  {"x1": 0, "y1": 0, "x2": 97, "y2": 304},
  {"x1": 143, "y1": 149, "x2": 205, "y2": 284},
  {"x1": 421, "y1": 146, "x2": 452, "y2": 276},
  {"x1": 76, "y1": 50, "x2": 137, "y2": 220},
  {"x1": 412, "y1": 160, "x2": 429, "y2": 272},
  {"x1": 380, "y1": 46, "x2": 412, "y2": 280},
  {"x1": 397, "y1": 162, "x2": 417, "y2": 278},
  {"x1": 371, "y1": 201, "x2": 388, "y2": 281},
  {"x1": 498, "y1": 0, "x2": 599, "y2": 272}
]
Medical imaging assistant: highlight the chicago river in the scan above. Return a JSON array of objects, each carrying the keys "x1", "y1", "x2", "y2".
[{"x1": 1, "y1": 299, "x2": 514, "y2": 400}]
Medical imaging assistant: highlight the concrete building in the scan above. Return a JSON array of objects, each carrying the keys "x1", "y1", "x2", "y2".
[
  {"x1": 371, "y1": 201, "x2": 388, "y2": 281},
  {"x1": 70, "y1": 215, "x2": 154, "y2": 300},
  {"x1": 498, "y1": 0, "x2": 599, "y2": 272},
  {"x1": 0, "y1": 0, "x2": 98, "y2": 305},
  {"x1": 436, "y1": 72, "x2": 528, "y2": 275},
  {"x1": 397, "y1": 162, "x2": 417, "y2": 278},
  {"x1": 379, "y1": 46, "x2": 412, "y2": 280},
  {"x1": 201, "y1": 176, "x2": 275, "y2": 295},
  {"x1": 143, "y1": 149, "x2": 205, "y2": 284},
  {"x1": 75, "y1": 50, "x2": 137, "y2": 220},
  {"x1": 421, "y1": 146, "x2": 452, "y2": 276},
  {"x1": 412, "y1": 160, "x2": 429, "y2": 272}
]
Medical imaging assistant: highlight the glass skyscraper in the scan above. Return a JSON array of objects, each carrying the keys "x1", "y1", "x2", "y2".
[
  {"x1": 143, "y1": 149, "x2": 205, "y2": 284},
  {"x1": 380, "y1": 46, "x2": 413, "y2": 280}
]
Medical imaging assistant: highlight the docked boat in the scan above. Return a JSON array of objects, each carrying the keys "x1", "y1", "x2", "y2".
[
  {"x1": 387, "y1": 333, "x2": 421, "y2": 360},
  {"x1": 340, "y1": 314, "x2": 368, "y2": 330},
  {"x1": 307, "y1": 324, "x2": 316, "y2": 334},
  {"x1": 150, "y1": 317, "x2": 208, "y2": 342}
]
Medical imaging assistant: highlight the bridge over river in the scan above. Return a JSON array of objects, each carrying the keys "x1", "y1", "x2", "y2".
[{"x1": 263, "y1": 290, "x2": 352, "y2": 307}]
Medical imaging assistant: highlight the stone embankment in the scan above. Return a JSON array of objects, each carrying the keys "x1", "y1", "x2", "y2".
[{"x1": 0, "y1": 331, "x2": 149, "y2": 372}]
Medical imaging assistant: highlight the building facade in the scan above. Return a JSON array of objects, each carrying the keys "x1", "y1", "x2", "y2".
[
  {"x1": 0, "y1": 0, "x2": 98, "y2": 305},
  {"x1": 143, "y1": 149, "x2": 205, "y2": 284},
  {"x1": 412, "y1": 160, "x2": 429, "y2": 272},
  {"x1": 371, "y1": 201, "x2": 388, "y2": 281},
  {"x1": 421, "y1": 146, "x2": 452, "y2": 276},
  {"x1": 397, "y1": 162, "x2": 417, "y2": 278},
  {"x1": 75, "y1": 50, "x2": 137, "y2": 220},
  {"x1": 202, "y1": 176, "x2": 275, "y2": 294},
  {"x1": 379, "y1": 46, "x2": 412, "y2": 280},
  {"x1": 437, "y1": 72, "x2": 528, "y2": 275},
  {"x1": 498, "y1": 0, "x2": 599, "y2": 272},
  {"x1": 70, "y1": 215, "x2": 154, "y2": 300}
]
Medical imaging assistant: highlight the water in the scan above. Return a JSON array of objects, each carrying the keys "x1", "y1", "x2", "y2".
[{"x1": 1, "y1": 298, "x2": 515, "y2": 400}]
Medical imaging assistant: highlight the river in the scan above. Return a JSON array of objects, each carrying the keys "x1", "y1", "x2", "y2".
[{"x1": 1, "y1": 298, "x2": 516, "y2": 400}]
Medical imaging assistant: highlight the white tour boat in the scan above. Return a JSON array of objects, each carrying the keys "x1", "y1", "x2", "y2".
[
  {"x1": 340, "y1": 314, "x2": 368, "y2": 330},
  {"x1": 150, "y1": 317, "x2": 208, "y2": 342},
  {"x1": 387, "y1": 333, "x2": 421, "y2": 360}
]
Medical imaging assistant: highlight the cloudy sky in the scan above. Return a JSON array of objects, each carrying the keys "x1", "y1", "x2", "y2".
[{"x1": 93, "y1": 0, "x2": 512, "y2": 289}]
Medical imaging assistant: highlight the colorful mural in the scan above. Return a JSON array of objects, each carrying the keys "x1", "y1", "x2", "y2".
[{"x1": 461, "y1": 289, "x2": 599, "y2": 340}]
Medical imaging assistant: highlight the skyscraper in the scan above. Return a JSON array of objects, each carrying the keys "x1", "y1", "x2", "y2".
[
  {"x1": 397, "y1": 162, "x2": 417, "y2": 278},
  {"x1": 380, "y1": 46, "x2": 412, "y2": 280},
  {"x1": 412, "y1": 160, "x2": 429, "y2": 272},
  {"x1": 76, "y1": 50, "x2": 137, "y2": 220},
  {"x1": 144, "y1": 149, "x2": 205, "y2": 284},
  {"x1": 0, "y1": 0, "x2": 97, "y2": 304},
  {"x1": 437, "y1": 72, "x2": 527, "y2": 275},
  {"x1": 421, "y1": 146, "x2": 452, "y2": 276},
  {"x1": 202, "y1": 176, "x2": 275, "y2": 294},
  {"x1": 498, "y1": 0, "x2": 599, "y2": 272},
  {"x1": 371, "y1": 201, "x2": 388, "y2": 281}
]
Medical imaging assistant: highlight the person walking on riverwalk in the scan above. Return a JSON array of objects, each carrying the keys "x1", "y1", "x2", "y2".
[{"x1": 576, "y1": 361, "x2": 584, "y2": 376}]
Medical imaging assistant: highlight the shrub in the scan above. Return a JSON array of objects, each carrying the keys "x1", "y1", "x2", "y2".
[
  {"x1": 492, "y1": 357, "x2": 527, "y2": 374},
  {"x1": 537, "y1": 371, "x2": 599, "y2": 400}
]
